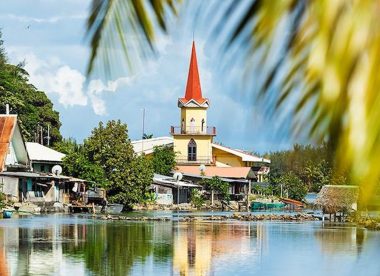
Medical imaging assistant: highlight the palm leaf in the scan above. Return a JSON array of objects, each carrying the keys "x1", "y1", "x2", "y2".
[
  {"x1": 221, "y1": 0, "x2": 380, "y2": 206},
  {"x1": 86, "y1": 0, "x2": 178, "y2": 76}
]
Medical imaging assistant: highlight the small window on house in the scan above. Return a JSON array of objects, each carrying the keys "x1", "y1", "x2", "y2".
[{"x1": 188, "y1": 139, "x2": 197, "y2": 161}]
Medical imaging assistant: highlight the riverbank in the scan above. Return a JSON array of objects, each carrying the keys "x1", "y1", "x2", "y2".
[
  {"x1": 347, "y1": 215, "x2": 380, "y2": 230},
  {"x1": 91, "y1": 212, "x2": 321, "y2": 222}
]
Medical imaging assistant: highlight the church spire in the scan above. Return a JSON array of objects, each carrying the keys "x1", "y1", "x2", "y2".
[
  {"x1": 184, "y1": 41, "x2": 203, "y2": 102},
  {"x1": 178, "y1": 41, "x2": 209, "y2": 107}
]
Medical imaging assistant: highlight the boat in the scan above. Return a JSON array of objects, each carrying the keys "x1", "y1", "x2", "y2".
[
  {"x1": 251, "y1": 201, "x2": 285, "y2": 211},
  {"x1": 2, "y1": 210, "x2": 12, "y2": 219},
  {"x1": 106, "y1": 203, "x2": 123, "y2": 214}
]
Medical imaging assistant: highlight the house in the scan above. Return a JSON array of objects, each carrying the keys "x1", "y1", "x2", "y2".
[
  {"x1": 0, "y1": 115, "x2": 30, "y2": 201},
  {"x1": 0, "y1": 115, "x2": 30, "y2": 172},
  {"x1": 0, "y1": 114, "x2": 86, "y2": 205},
  {"x1": 132, "y1": 42, "x2": 270, "y2": 197},
  {"x1": 26, "y1": 142, "x2": 65, "y2": 173},
  {"x1": 152, "y1": 173, "x2": 200, "y2": 204}
]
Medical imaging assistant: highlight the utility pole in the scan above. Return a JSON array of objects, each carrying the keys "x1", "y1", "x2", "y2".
[
  {"x1": 45, "y1": 124, "x2": 51, "y2": 146},
  {"x1": 40, "y1": 125, "x2": 43, "y2": 145},
  {"x1": 141, "y1": 108, "x2": 145, "y2": 154}
]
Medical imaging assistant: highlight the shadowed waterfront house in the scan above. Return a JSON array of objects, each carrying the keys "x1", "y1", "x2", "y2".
[
  {"x1": 132, "y1": 42, "x2": 270, "y2": 197},
  {"x1": 0, "y1": 114, "x2": 86, "y2": 205},
  {"x1": 0, "y1": 114, "x2": 30, "y2": 201}
]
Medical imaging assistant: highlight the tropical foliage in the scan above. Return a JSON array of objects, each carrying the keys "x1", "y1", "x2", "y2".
[
  {"x1": 143, "y1": 133, "x2": 153, "y2": 139},
  {"x1": 86, "y1": 0, "x2": 178, "y2": 76},
  {"x1": 278, "y1": 172, "x2": 308, "y2": 201},
  {"x1": 152, "y1": 145, "x2": 176, "y2": 176},
  {"x1": 0, "y1": 32, "x2": 62, "y2": 145},
  {"x1": 267, "y1": 144, "x2": 347, "y2": 196},
  {"x1": 86, "y1": 0, "x2": 380, "y2": 206},
  {"x1": 61, "y1": 120, "x2": 154, "y2": 208},
  {"x1": 200, "y1": 176, "x2": 230, "y2": 202},
  {"x1": 190, "y1": 189, "x2": 204, "y2": 209}
]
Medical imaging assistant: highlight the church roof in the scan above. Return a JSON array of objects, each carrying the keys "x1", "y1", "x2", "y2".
[{"x1": 179, "y1": 42, "x2": 208, "y2": 106}]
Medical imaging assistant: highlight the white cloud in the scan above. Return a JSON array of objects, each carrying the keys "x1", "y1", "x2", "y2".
[
  {"x1": 21, "y1": 54, "x2": 88, "y2": 107},
  {"x1": 0, "y1": 13, "x2": 86, "y2": 23},
  {"x1": 10, "y1": 51, "x2": 134, "y2": 115},
  {"x1": 87, "y1": 77, "x2": 134, "y2": 115}
]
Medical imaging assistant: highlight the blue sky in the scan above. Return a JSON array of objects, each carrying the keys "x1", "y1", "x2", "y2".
[{"x1": 0, "y1": 0, "x2": 298, "y2": 153}]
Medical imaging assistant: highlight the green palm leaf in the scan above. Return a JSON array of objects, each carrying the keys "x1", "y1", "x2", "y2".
[{"x1": 86, "y1": 0, "x2": 178, "y2": 76}]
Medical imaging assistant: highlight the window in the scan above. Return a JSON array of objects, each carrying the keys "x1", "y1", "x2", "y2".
[{"x1": 188, "y1": 139, "x2": 197, "y2": 161}]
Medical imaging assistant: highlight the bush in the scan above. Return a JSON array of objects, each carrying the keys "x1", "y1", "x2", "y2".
[{"x1": 190, "y1": 189, "x2": 204, "y2": 208}]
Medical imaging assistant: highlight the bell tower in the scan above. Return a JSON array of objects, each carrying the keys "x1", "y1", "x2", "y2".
[{"x1": 170, "y1": 42, "x2": 216, "y2": 165}]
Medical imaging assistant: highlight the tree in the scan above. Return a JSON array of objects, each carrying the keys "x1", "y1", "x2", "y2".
[
  {"x1": 53, "y1": 138, "x2": 80, "y2": 155},
  {"x1": 0, "y1": 32, "x2": 62, "y2": 145},
  {"x1": 143, "y1": 133, "x2": 153, "y2": 139},
  {"x1": 279, "y1": 172, "x2": 308, "y2": 201},
  {"x1": 85, "y1": 120, "x2": 153, "y2": 208},
  {"x1": 86, "y1": 1, "x2": 380, "y2": 205},
  {"x1": 152, "y1": 145, "x2": 176, "y2": 176},
  {"x1": 62, "y1": 149, "x2": 107, "y2": 188},
  {"x1": 108, "y1": 154, "x2": 153, "y2": 206},
  {"x1": 200, "y1": 176, "x2": 229, "y2": 205}
]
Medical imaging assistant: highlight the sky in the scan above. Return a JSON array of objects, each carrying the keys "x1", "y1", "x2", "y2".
[{"x1": 0, "y1": 0, "x2": 297, "y2": 153}]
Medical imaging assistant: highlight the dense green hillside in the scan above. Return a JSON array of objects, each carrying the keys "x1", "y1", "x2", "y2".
[{"x1": 0, "y1": 33, "x2": 62, "y2": 145}]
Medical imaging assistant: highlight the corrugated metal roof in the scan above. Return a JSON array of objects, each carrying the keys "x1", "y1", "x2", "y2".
[
  {"x1": 0, "y1": 115, "x2": 17, "y2": 172},
  {"x1": 26, "y1": 142, "x2": 65, "y2": 162},
  {"x1": 132, "y1": 137, "x2": 173, "y2": 155}
]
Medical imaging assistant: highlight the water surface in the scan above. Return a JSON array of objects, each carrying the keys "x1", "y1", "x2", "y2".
[{"x1": 0, "y1": 213, "x2": 378, "y2": 276}]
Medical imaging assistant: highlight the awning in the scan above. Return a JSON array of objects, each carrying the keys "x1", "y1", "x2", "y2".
[{"x1": 35, "y1": 183, "x2": 48, "y2": 187}]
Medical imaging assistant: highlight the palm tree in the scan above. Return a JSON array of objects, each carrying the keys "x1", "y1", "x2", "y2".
[
  {"x1": 143, "y1": 133, "x2": 153, "y2": 139},
  {"x1": 86, "y1": 0, "x2": 380, "y2": 205}
]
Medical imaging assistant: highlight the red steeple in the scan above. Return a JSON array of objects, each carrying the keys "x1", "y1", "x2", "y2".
[{"x1": 181, "y1": 42, "x2": 206, "y2": 104}]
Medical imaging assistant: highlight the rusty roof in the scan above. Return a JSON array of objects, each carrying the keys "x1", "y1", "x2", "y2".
[{"x1": 0, "y1": 115, "x2": 17, "y2": 172}]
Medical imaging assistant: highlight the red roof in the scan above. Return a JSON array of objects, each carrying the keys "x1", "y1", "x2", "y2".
[
  {"x1": 176, "y1": 166, "x2": 252, "y2": 179},
  {"x1": 0, "y1": 116, "x2": 17, "y2": 172},
  {"x1": 179, "y1": 42, "x2": 207, "y2": 104}
]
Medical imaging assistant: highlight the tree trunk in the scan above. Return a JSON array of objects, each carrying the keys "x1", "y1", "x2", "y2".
[{"x1": 211, "y1": 190, "x2": 214, "y2": 206}]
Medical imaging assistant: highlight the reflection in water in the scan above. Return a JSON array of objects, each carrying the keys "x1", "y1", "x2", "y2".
[
  {"x1": 0, "y1": 229, "x2": 8, "y2": 276},
  {"x1": 314, "y1": 224, "x2": 367, "y2": 256},
  {"x1": 0, "y1": 215, "x2": 378, "y2": 275},
  {"x1": 173, "y1": 222, "x2": 267, "y2": 275}
]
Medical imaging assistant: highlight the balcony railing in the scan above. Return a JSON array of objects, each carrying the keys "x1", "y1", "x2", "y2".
[
  {"x1": 170, "y1": 126, "x2": 216, "y2": 135},
  {"x1": 176, "y1": 156, "x2": 214, "y2": 165}
]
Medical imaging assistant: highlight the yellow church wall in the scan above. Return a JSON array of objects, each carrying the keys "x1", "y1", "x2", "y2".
[
  {"x1": 180, "y1": 107, "x2": 207, "y2": 129},
  {"x1": 174, "y1": 135, "x2": 212, "y2": 162},
  {"x1": 212, "y1": 147, "x2": 245, "y2": 167}
]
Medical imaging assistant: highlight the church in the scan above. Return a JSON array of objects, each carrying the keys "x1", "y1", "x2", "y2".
[{"x1": 132, "y1": 42, "x2": 270, "y2": 195}]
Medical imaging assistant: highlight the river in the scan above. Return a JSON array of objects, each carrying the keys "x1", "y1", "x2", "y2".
[{"x1": 0, "y1": 213, "x2": 378, "y2": 276}]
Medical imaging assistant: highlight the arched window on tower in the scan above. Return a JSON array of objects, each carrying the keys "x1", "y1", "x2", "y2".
[
  {"x1": 201, "y1": 118, "x2": 205, "y2": 132},
  {"x1": 190, "y1": 118, "x2": 195, "y2": 133},
  {"x1": 188, "y1": 139, "x2": 197, "y2": 161}
]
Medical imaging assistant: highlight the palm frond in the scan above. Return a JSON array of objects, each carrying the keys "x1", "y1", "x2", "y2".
[
  {"x1": 86, "y1": 0, "x2": 179, "y2": 76},
  {"x1": 221, "y1": 0, "x2": 380, "y2": 205}
]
